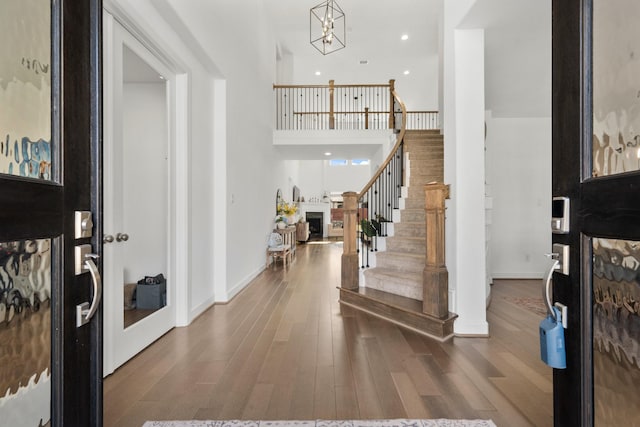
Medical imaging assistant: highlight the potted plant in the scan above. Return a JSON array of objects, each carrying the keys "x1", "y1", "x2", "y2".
[{"x1": 359, "y1": 215, "x2": 389, "y2": 244}]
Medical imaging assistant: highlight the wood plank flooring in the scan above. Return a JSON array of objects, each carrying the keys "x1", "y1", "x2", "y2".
[{"x1": 103, "y1": 242, "x2": 552, "y2": 427}]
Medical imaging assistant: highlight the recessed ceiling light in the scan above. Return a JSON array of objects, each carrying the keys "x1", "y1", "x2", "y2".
[
  {"x1": 315, "y1": 71, "x2": 321, "y2": 76},
  {"x1": 159, "y1": 75, "x2": 165, "y2": 80},
  {"x1": 401, "y1": 34, "x2": 409, "y2": 41},
  {"x1": 324, "y1": 152, "x2": 332, "y2": 156},
  {"x1": 403, "y1": 70, "x2": 410, "y2": 75},
  {"x1": 359, "y1": 60, "x2": 369, "y2": 65}
]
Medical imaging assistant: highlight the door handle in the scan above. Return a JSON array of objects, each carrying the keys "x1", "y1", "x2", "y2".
[
  {"x1": 543, "y1": 255, "x2": 560, "y2": 320},
  {"x1": 76, "y1": 253, "x2": 102, "y2": 327},
  {"x1": 103, "y1": 234, "x2": 114, "y2": 243},
  {"x1": 115, "y1": 232, "x2": 129, "y2": 242}
]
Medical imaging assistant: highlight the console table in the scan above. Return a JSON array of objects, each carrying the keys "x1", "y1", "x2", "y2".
[{"x1": 276, "y1": 226, "x2": 297, "y2": 257}]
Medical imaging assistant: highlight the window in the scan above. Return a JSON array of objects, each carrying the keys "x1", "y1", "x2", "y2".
[
  {"x1": 351, "y1": 159, "x2": 370, "y2": 166},
  {"x1": 329, "y1": 159, "x2": 348, "y2": 166}
]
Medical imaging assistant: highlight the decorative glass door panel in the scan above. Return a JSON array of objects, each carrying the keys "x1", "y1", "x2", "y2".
[
  {"x1": 591, "y1": 2, "x2": 640, "y2": 420},
  {"x1": 0, "y1": 238, "x2": 53, "y2": 426},
  {"x1": 0, "y1": 0, "x2": 54, "y2": 182},
  {"x1": 592, "y1": 238, "x2": 640, "y2": 425},
  {"x1": 0, "y1": 1, "x2": 55, "y2": 425},
  {"x1": 593, "y1": 0, "x2": 640, "y2": 178}
]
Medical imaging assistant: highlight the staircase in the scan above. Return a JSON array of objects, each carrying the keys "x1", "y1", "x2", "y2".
[
  {"x1": 339, "y1": 130, "x2": 457, "y2": 341},
  {"x1": 364, "y1": 130, "x2": 443, "y2": 300}
]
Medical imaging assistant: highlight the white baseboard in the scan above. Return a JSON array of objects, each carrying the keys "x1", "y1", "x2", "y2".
[
  {"x1": 185, "y1": 295, "x2": 217, "y2": 326},
  {"x1": 219, "y1": 264, "x2": 265, "y2": 303},
  {"x1": 454, "y1": 320, "x2": 489, "y2": 336},
  {"x1": 491, "y1": 272, "x2": 544, "y2": 280}
]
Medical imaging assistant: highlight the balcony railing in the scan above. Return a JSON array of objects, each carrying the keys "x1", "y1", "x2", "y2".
[{"x1": 273, "y1": 80, "x2": 438, "y2": 131}]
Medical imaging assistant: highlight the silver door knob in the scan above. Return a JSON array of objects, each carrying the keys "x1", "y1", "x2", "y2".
[
  {"x1": 103, "y1": 234, "x2": 114, "y2": 243},
  {"x1": 115, "y1": 232, "x2": 129, "y2": 242}
]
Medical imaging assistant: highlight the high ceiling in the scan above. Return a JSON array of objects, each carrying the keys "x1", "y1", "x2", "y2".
[
  {"x1": 262, "y1": 0, "x2": 551, "y2": 118},
  {"x1": 263, "y1": 0, "x2": 442, "y2": 85},
  {"x1": 261, "y1": 0, "x2": 551, "y2": 161}
]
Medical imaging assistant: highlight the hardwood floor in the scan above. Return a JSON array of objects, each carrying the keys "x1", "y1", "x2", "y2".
[{"x1": 103, "y1": 242, "x2": 552, "y2": 427}]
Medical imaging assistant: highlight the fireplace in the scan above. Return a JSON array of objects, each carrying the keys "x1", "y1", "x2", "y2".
[{"x1": 306, "y1": 212, "x2": 323, "y2": 239}]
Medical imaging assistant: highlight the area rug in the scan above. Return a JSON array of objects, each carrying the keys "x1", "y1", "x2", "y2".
[
  {"x1": 503, "y1": 296, "x2": 547, "y2": 317},
  {"x1": 143, "y1": 420, "x2": 496, "y2": 427}
]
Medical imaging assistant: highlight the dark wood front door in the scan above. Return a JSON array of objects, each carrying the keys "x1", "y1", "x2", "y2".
[
  {"x1": 0, "y1": 0, "x2": 102, "y2": 426},
  {"x1": 553, "y1": 0, "x2": 640, "y2": 425}
]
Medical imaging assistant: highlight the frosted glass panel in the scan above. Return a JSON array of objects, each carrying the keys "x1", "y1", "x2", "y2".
[
  {"x1": 593, "y1": 0, "x2": 640, "y2": 177},
  {"x1": 593, "y1": 238, "x2": 640, "y2": 425},
  {"x1": 0, "y1": 0, "x2": 52, "y2": 181},
  {"x1": 0, "y1": 239, "x2": 52, "y2": 427}
]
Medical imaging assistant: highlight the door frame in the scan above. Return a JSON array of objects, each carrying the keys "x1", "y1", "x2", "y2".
[{"x1": 102, "y1": 4, "x2": 190, "y2": 375}]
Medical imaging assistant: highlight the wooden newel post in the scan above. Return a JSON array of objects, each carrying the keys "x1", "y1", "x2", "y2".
[
  {"x1": 341, "y1": 191, "x2": 359, "y2": 290},
  {"x1": 388, "y1": 79, "x2": 395, "y2": 129},
  {"x1": 329, "y1": 80, "x2": 335, "y2": 130},
  {"x1": 364, "y1": 107, "x2": 369, "y2": 130},
  {"x1": 423, "y1": 183, "x2": 450, "y2": 318}
]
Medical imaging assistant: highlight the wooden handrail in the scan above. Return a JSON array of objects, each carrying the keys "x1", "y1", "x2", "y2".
[
  {"x1": 358, "y1": 89, "x2": 407, "y2": 199},
  {"x1": 292, "y1": 110, "x2": 391, "y2": 115},
  {"x1": 273, "y1": 83, "x2": 393, "y2": 89}
]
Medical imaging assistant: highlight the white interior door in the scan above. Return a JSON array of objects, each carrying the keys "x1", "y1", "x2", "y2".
[{"x1": 103, "y1": 12, "x2": 176, "y2": 375}]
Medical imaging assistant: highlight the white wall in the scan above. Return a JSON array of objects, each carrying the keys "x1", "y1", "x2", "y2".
[
  {"x1": 486, "y1": 116, "x2": 551, "y2": 278},
  {"x1": 290, "y1": 54, "x2": 439, "y2": 111},
  {"x1": 293, "y1": 160, "x2": 372, "y2": 201},
  {"x1": 324, "y1": 161, "x2": 372, "y2": 193},
  {"x1": 296, "y1": 160, "x2": 324, "y2": 200},
  {"x1": 160, "y1": 0, "x2": 299, "y2": 302}
]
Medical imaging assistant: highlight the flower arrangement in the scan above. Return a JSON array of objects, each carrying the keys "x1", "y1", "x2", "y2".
[{"x1": 277, "y1": 201, "x2": 298, "y2": 216}]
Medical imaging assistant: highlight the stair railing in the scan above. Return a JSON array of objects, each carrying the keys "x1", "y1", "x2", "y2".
[
  {"x1": 273, "y1": 80, "x2": 397, "y2": 130},
  {"x1": 341, "y1": 90, "x2": 407, "y2": 289}
]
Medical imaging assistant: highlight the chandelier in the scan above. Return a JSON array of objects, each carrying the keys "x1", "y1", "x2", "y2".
[{"x1": 310, "y1": 0, "x2": 346, "y2": 55}]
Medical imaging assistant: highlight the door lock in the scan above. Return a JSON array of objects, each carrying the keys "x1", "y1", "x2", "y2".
[
  {"x1": 75, "y1": 211, "x2": 94, "y2": 239},
  {"x1": 552, "y1": 243, "x2": 570, "y2": 275}
]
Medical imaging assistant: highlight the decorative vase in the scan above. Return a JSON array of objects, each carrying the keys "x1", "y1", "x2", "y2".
[{"x1": 276, "y1": 221, "x2": 286, "y2": 229}]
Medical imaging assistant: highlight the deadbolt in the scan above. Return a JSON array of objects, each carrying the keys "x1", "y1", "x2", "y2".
[{"x1": 75, "y1": 211, "x2": 94, "y2": 239}]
